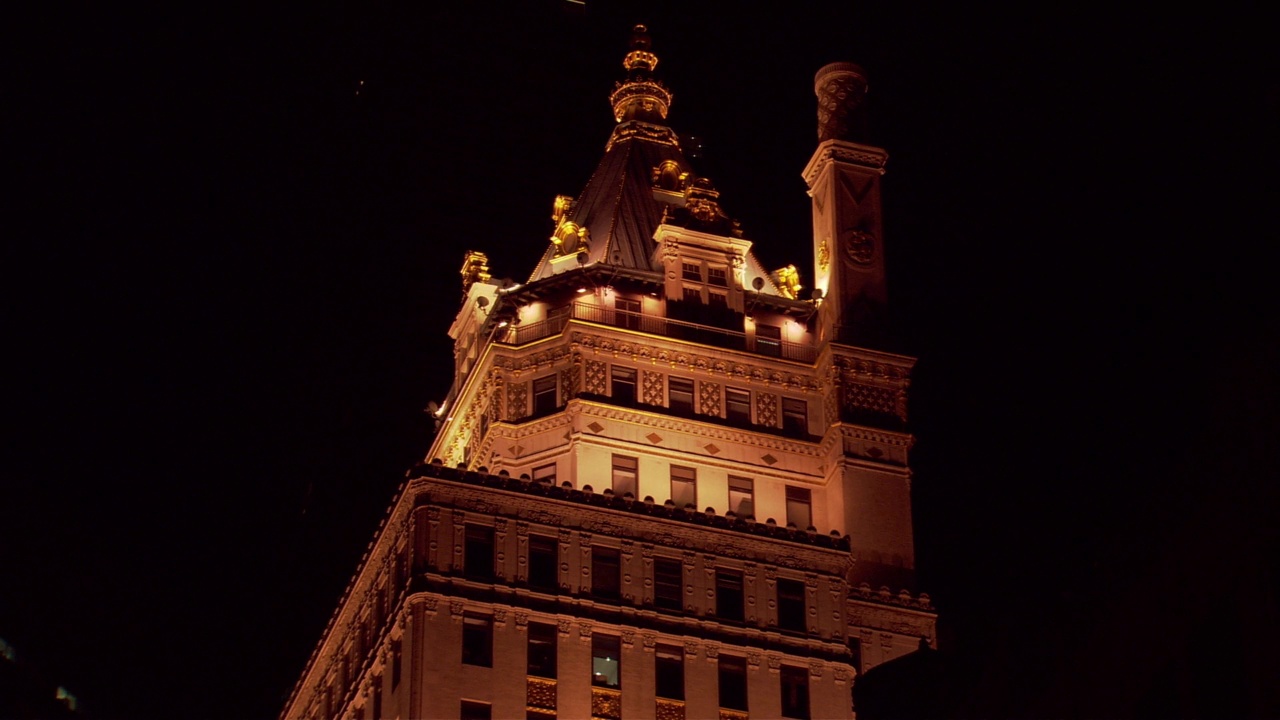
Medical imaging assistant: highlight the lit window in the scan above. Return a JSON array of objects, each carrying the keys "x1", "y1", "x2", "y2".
[
  {"x1": 612, "y1": 455, "x2": 638, "y2": 498},
  {"x1": 781, "y1": 665, "x2": 810, "y2": 719},
  {"x1": 533, "y1": 375, "x2": 557, "y2": 414},
  {"x1": 785, "y1": 486, "x2": 812, "y2": 529},
  {"x1": 655, "y1": 644, "x2": 685, "y2": 700},
  {"x1": 782, "y1": 397, "x2": 807, "y2": 435},
  {"x1": 528, "y1": 535, "x2": 558, "y2": 591},
  {"x1": 654, "y1": 557, "x2": 683, "y2": 610},
  {"x1": 462, "y1": 613, "x2": 493, "y2": 667},
  {"x1": 756, "y1": 323, "x2": 781, "y2": 356},
  {"x1": 728, "y1": 476, "x2": 754, "y2": 518},
  {"x1": 715, "y1": 569, "x2": 744, "y2": 622},
  {"x1": 718, "y1": 655, "x2": 748, "y2": 711},
  {"x1": 778, "y1": 578, "x2": 806, "y2": 632},
  {"x1": 670, "y1": 466, "x2": 696, "y2": 509},
  {"x1": 707, "y1": 266, "x2": 727, "y2": 287},
  {"x1": 682, "y1": 262, "x2": 701, "y2": 281},
  {"x1": 527, "y1": 622, "x2": 558, "y2": 679},
  {"x1": 669, "y1": 376, "x2": 694, "y2": 414},
  {"x1": 592, "y1": 546, "x2": 620, "y2": 599},
  {"x1": 464, "y1": 524, "x2": 494, "y2": 580},
  {"x1": 591, "y1": 634, "x2": 621, "y2": 689},
  {"x1": 611, "y1": 366, "x2": 637, "y2": 403},
  {"x1": 726, "y1": 388, "x2": 751, "y2": 424}
]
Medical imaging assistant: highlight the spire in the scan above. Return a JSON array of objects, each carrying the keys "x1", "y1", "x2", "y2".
[{"x1": 609, "y1": 25, "x2": 673, "y2": 124}]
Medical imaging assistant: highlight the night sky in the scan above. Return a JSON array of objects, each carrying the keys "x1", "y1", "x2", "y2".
[{"x1": 6, "y1": 2, "x2": 1277, "y2": 718}]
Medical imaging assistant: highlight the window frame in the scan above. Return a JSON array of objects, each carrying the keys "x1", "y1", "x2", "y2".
[
  {"x1": 670, "y1": 465, "x2": 697, "y2": 509},
  {"x1": 785, "y1": 486, "x2": 813, "y2": 530},
  {"x1": 777, "y1": 578, "x2": 806, "y2": 632},
  {"x1": 591, "y1": 634, "x2": 622, "y2": 689},
  {"x1": 653, "y1": 557, "x2": 683, "y2": 611},
  {"x1": 463, "y1": 524, "x2": 495, "y2": 581},
  {"x1": 461, "y1": 613, "x2": 494, "y2": 668},
  {"x1": 527, "y1": 534, "x2": 558, "y2": 591},
  {"x1": 527, "y1": 621, "x2": 558, "y2": 679},
  {"x1": 718, "y1": 654, "x2": 748, "y2": 711},
  {"x1": 533, "y1": 375, "x2": 557, "y2": 414},
  {"x1": 668, "y1": 376, "x2": 694, "y2": 414},
  {"x1": 654, "y1": 644, "x2": 685, "y2": 701},
  {"x1": 611, "y1": 365, "x2": 637, "y2": 403},
  {"x1": 725, "y1": 387, "x2": 751, "y2": 424},
  {"x1": 782, "y1": 396, "x2": 807, "y2": 434},
  {"x1": 611, "y1": 454, "x2": 638, "y2": 498},
  {"x1": 780, "y1": 664, "x2": 811, "y2": 719},
  {"x1": 715, "y1": 569, "x2": 745, "y2": 622},
  {"x1": 591, "y1": 546, "x2": 621, "y2": 599},
  {"x1": 728, "y1": 476, "x2": 754, "y2": 519}
]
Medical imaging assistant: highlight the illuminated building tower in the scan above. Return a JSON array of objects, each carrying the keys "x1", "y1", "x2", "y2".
[{"x1": 282, "y1": 26, "x2": 936, "y2": 720}]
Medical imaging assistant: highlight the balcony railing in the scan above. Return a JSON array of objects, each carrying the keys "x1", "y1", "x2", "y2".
[{"x1": 499, "y1": 302, "x2": 815, "y2": 363}]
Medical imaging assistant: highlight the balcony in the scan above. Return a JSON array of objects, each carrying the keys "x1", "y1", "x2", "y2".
[{"x1": 498, "y1": 302, "x2": 815, "y2": 363}]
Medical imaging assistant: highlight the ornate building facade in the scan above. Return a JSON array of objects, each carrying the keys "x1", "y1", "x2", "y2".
[{"x1": 282, "y1": 26, "x2": 936, "y2": 720}]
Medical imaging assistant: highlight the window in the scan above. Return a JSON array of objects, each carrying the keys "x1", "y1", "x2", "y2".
[
  {"x1": 528, "y1": 535, "x2": 558, "y2": 591},
  {"x1": 611, "y1": 455, "x2": 637, "y2": 498},
  {"x1": 464, "y1": 524, "x2": 494, "y2": 580},
  {"x1": 785, "y1": 486, "x2": 812, "y2": 529},
  {"x1": 682, "y1": 286, "x2": 701, "y2": 303},
  {"x1": 715, "y1": 569, "x2": 744, "y2": 622},
  {"x1": 709, "y1": 291, "x2": 727, "y2": 307},
  {"x1": 462, "y1": 613, "x2": 493, "y2": 667},
  {"x1": 778, "y1": 578, "x2": 806, "y2": 632},
  {"x1": 371, "y1": 675, "x2": 382, "y2": 720},
  {"x1": 654, "y1": 558, "x2": 683, "y2": 610},
  {"x1": 669, "y1": 377, "x2": 694, "y2": 414},
  {"x1": 591, "y1": 634, "x2": 621, "y2": 689},
  {"x1": 655, "y1": 644, "x2": 684, "y2": 700},
  {"x1": 533, "y1": 463, "x2": 556, "y2": 485},
  {"x1": 707, "y1": 266, "x2": 727, "y2": 287},
  {"x1": 533, "y1": 375, "x2": 557, "y2": 414},
  {"x1": 592, "y1": 546, "x2": 620, "y2": 599},
  {"x1": 726, "y1": 387, "x2": 751, "y2": 424},
  {"x1": 460, "y1": 700, "x2": 492, "y2": 720},
  {"x1": 718, "y1": 655, "x2": 748, "y2": 711},
  {"x1": 781, "y1": 665, "x2": 810, "y2": 719},
  {"x1": 670, "y1": 466, "x2": 696, "y2": 509},
  {"x1": 391, "y1": 638, "x2": 402, "y2": 689},
  {"x1": 728, "y1": 476, "x2": 754, "y2": 518},
  {"x1": 682, "y1": 262, "x2": 701, "y2": 281},
  {"x1": 611, "y1": 366, "x2": 637, "y2": 403},
  {"x1": 756, "y1": 323, "x2": 781, "y2": 356},
  {"x1": 528, "y1": 622, "x2": 557, "y2": 678},
  {"x1": 782, "y1": 397, "x2": 807, "y2": 435},
  {"x1": 616, "y1": 297, "x2": 640, "y2": 330}
]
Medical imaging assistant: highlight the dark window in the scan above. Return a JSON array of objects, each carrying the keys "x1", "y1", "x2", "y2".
[
  {"x1": 707, "y1": 266, "x2": 728, "y2": 287},
  {"x1": 462, "y1": 613, "x2": 493, "y2": 667},
  {"x1": 527, "y1": 622, "x2": 557, "y2": 679},
  {"x1": 372, "y1": 675, "x2": 382, "y2": 720},
  {"x1": 533, "y1": 463, "x2": 556, "y2": 485},
  {"x1": 778, "y1": 578, "x2": 806, "y2": 632},
  {"x1": 592, "y1": 546, "x2": 620, "y2": 599},
  {"x1": 591, "y1": 634, "x2": 621, "y2": 689},
  {"x1": 682, "y1": 262, "x2": 701, "y2": 281},
  {"x1": 781, "y1": 665, "x2": 810, "y2": 719},
  {"x1": 654, "y1": 558, "x2": 683, "y2": 610},
  {"x1": 611, "y1": 455, "x2": 637, "y2": 498},
  {"x1": 528, "y1": 535, "x2": 558, "y2": 591},
  {"x1": 670, "y1": 466, "x2": 696, "y2": 509},
  {"x1": 718, "y1": 655, "x2": 748, "y2": 711},
  {"x1": 464, "y1": 525, "x2": 494, "y2": 580},
  {"x1": 849, "y1": 637, "x2": 863, "y2": 674},
  {"x1": 669, "y1": 377, "x2": 694, "y2": 414},
  {"x1": 756, "y1": 323, "x2": 781, "y2": 356},
  {"x1": 611, "y1": 366, "x2": 637, "y2": 403},
  {"x1": 392, "y1": 638, "x2": 402, "y2": 689},
  {"x1": 479, "y1": 412, "x2": 489, "y2": 440},
  {"x1": 728, "y1": 476, "x2": 754, "y2": 518},
  {"x1": 616, "y1": 297, "x2": 640, "y2": 330},
  {"x1": 655, "y1": 644, "x2": 684, "y2": 700},
  {"x1": 533, "y1": 375, "x2": 557, "y2": 414},
  {"x1": 716, "y1": 570, "x2": 744, "y2": 622},
  {"x1": 683, "y1": 286, "x2": 701, "y2": 303},
  {"x1": 709, "y1": 291, "x2": 727, "y2": 308},
  {"x1": 786, "y1": 486, "x2": 812, "y2": 529},
  {"x1": 460, "y1": 700, "x2": 492, "y2": 720},
  {"x1": 782, "y1": 397, "x2": 807, "y2": 435},
  {"x1": 726, "y1": 388, "x2": 751, "y2": 424}
]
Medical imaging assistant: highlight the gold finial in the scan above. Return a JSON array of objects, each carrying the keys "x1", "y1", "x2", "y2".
[
  {"x1": 460, "y1": 251, "x2": 491, "y2": 294},
  {"x1": 551, "y1": 195, "x2": 573, "y2": 224},
  {"x1": 609, "y1": 24, "x2": 672, "y2": 123}
]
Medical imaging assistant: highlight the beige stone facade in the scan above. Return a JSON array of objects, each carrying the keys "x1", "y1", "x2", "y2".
[{"x1": 282, "y1": 26, "x2": 934, "y2": 720}]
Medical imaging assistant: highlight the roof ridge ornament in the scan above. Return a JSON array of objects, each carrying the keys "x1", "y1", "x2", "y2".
[{"x1": 609, "y1": 24, "x2": 673, "y2": 123}]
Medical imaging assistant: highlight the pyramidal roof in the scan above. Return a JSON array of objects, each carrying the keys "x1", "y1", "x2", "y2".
[{"x1": 526, "y1": 25, "x2": 780, "y2": 291}]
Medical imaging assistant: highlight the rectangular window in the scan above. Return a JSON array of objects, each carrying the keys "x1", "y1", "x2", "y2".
[
  {"x1": 785, "y1": 486, "x2": 812, "y2": 530},
  {"x1": 655, "y1": 644, "x2": 685, "y2": 701},
  {"x1": 392, "y1": 638, "x2": 402, "y2": 689},
  {"x1": 670, "y1": 466, "x2": 696, "y2": 509},
  {"x1": 533, "y1": 375, "x2": 557, "y2": 414},
  {"x1": 464, "y1": 524, "x2": 494, "y2": 581},
  {"x1": 462, "y1": 613, "x2": 493, "y2": 667},
  {"x1": 654, "y1": 558, "x2": 683, "y2": 610},
  {"x1": 728, "y1": 476, "x2": 754, "y2": 519},
  {"x1": 616, "y1": 297, "x2": 641, "y2": 330},
  {"x1": 682, "y1": 262, "x2": 702, "y2": 281},
  {"x1": 528, "y1": 534, "x2": 558, "y2": 591},
  {"x1": 682, "y1": 286, "x2": 701, "y2": 303},
  {"x1": 726, "y1": 387, "x2": 751, "y2": 424},
  {"x1": 715, "y1": 569, "x2": 744, "y2": 622},
  {"x1": 611, "y1": 366, "x2": 637, "y2": 403},
  {"x1": 756, "y1": 323, "x2": 781, "y2": 356},
  {"x1": 371, "y1": 675, "x2": 382, "y2": 720},
  {"x1": 782, "y1": 397, "x2": 808, "y2": 435},
  {"x1": 778, "y1": 578, "x2": 806, "y2": 632},
  {"x1": 668, "y1": 377, "x2": 694, "y2": 414},
  {"x1": 707, "y1": 266, "x2": 728, "y2": 287},
  {"x1": 592, "y1": 546, "x2": 621, "y2": 599},
  {"x1": 591, "y1": 634, "x2": 621, "y2": 689},
  {"x1": 460, "y1": 700, "x2": 492, "y2": 720},
  {"x1": 718, "y1": 655, "x2": 748, "y2": 711},
  {"x1": 527, "y1": 622, "x2": 557, "y2": 679},
  {"x1": 781, "y1": 665, "x2": 811, "y2": 719},
  {"x1": 709, "y1": 291, "x2": 727, "y2": 307},
  {"x1": 533, "y1": 463, "x2": 556, "y2": 485},
  {"x1": 611, "y1": 455, "x2": 638, "y2": 499}
]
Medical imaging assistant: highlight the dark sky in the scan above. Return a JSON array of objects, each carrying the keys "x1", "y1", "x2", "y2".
[{"x1": 6, "y1": 2, "x2": 1277, "y2": 718}]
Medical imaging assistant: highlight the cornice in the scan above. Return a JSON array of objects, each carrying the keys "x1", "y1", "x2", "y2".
[{"x1": 802, "y1": 139, "x2": 889, "y2": 187}]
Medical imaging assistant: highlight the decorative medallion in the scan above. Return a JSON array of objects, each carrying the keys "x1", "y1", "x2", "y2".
[{"x1": 843, "y1": 229, "x2": 876, "y2": 266}]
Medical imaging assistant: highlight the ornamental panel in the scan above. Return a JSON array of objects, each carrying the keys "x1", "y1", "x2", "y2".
[
  {"x1": 699, "y1": 382, "x2": 721, "y2": 417},
  {"x1": 756, "y1": 392, "x2": 778, "y2": 427},
  {"x1": 585, "y1": 359, "x2": 607, "y2": 395},
  {"x1": 642, "y1": 370, "x2": 665, "y2": 406}
]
